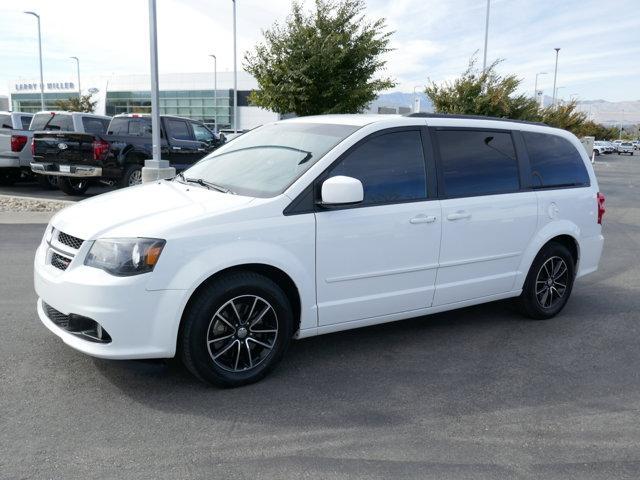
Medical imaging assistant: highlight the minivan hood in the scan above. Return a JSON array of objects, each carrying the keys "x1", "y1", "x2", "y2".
[{"x1": 51, "y1": 180, "x2": 255, "y2": 240}]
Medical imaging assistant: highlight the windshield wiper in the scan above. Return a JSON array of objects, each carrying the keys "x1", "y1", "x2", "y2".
[{"x1": 176, "y1": 173, "x2": 233, "y2": 194}]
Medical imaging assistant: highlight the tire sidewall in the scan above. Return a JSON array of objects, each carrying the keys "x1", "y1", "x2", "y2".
[
  {"x1": 58, "y1": 177, "x2": 90, "y2": 196},
  {"x1": 522, "y1": 243, "x2": 576, "y2": 319},
  {"x1": 182, "y1": 273, "x2": 293, "y2": 387},
  {"x1": 120, "y1": 164, "x2": 143, "y2": 188}
]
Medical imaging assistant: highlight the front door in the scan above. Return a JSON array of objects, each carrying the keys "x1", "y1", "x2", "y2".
[
  {"x1": 432, "y1": 128, "x2": 538, "y2": 306},
  {"x1": 164, "y1": 118, "x2": 203, "y2": 169},
  {"x1": 315, "y1": 128, "x2": 442, "y2": 327}
]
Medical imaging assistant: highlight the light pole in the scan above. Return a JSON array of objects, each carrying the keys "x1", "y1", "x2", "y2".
[
  {"x1": 70, "y1": 56, "x2": 81, "y2": 101},
  {"x1": 24, "y1": 11, "x2": 45, "y2": 111},
  {"x1": 551, "y1": 47, "x2": 560, "y2": 105},
  {"x1": 209, "y1": 55, "x2": 218, "y2": 134},
  {"x1": 412, "y1": 85, "x2": 423, "y2": 113},
  {"x1": 232, "y1": 0, "x2": 238, "y2": 133},
  {"x1": 141, "y1": 0, "x2": 175, "y2": 183},
  {"x1": 482, "y1": 0, "x2": 491, "y2": 73},
  {"x1": 534, "y1": 72, "x2": 547, "y2": 104}
]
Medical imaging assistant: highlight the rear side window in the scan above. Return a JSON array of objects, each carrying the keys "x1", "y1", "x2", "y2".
[
  {"x1": 30, "y1": 113, "x2": 73, "y2": 131},
  {"x1": 20, "y1": 116, "x2": 32, "y2": 130},
  {"x1": 166, "y1": 119, "x2": 192, "y2": 141},
  {"x1": 522, "y1": 132, "x2": 590, "y2": 188},
  {"x1": 436, "y1": 130, "x2": 519, "y2": 197},
  {"x1": 107, "y1": 117, "x2": 152, "y2": 136},
  {"x1": 82, "y1": 117, "x2": 110, "y2": 135},
  {"x1": 0, "y1": 114, "x2": 12, "y2": 129},
  {"x1": 328, "y1": 129, "x2": 427, "y2": 205}
]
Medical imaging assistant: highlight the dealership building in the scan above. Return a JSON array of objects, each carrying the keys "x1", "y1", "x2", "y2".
[{"x1": 8, "y1": 71, "x2": 278, "y2": 130}]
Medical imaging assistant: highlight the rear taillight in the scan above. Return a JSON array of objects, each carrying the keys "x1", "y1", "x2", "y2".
[
  {"x1": 597, "y1": 192, "x2": 606, "y2": 225},
  {"x1": 92, "y1": 139, "x2": 110, "y2": 161},
  {"x1": 31, "y1": 138, "x2": 35, "y2": 156},
  {"x1": 10, "y1": 135, "x2": 28, "y2": 152}
]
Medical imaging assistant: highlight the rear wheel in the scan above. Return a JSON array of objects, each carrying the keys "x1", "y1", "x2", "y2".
[
  {"x1": 37, "y1": 174, "x2": 58, "y2": 190},
  {"x1": 0, "y1": 169, "x2": 19, "y2": 186},
  {"x1": 517, "y1": 242, "x2": 575, "y2": 320},
  {"x1": 180, "y1": 271, "x2": 294, "y2": 387},
  {"x1": 58, "y1": 177, "x2": 90, "y2": 196},
  {"x1": 119, "y1": 164, "x2": 143, "y2": 188}
]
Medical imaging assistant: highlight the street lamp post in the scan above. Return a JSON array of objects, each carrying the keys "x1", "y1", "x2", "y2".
[
  {"x1": 534, "y1": 72, "x2": 547, "y2": 105},
  {"x1": 70, "y1": 56, "x2": 81, "y2": 100},
  {"x1": 24, "y1": 11, "x2": 45, "y2": 111},
  {"x1": 552, "y1": 47, "x2": 561, "y2": 105},
  {"x1": 482, "y1": 0, "x2": 491, "y2": 73},
  {"x1": 209, "y1": 54, "x2": 217, "y2": 134},
  {"x1": 412, "y1": 85, "x2": 423, "y2": 113},
  {"x1": 232, "y1": 0, "x2": 238, "y2": 133},
  {"x1": 141, "y1": 0, "x2": 175, "y2": 183}
]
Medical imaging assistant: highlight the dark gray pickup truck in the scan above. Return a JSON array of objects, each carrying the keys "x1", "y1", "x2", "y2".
[{"x1": 31, "y1": 114, "x2": 222, "y2": 195}]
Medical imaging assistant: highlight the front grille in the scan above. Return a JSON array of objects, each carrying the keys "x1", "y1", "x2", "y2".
[
  {"x1": 58, "y1": 231, "x2": 84, "y2": 250},
  {"x1": 42, "y1": 302, "x2": 112, "y2": 343},
  {"x1": 51, "y1": 252, "x2": 71, "y2": 271}
]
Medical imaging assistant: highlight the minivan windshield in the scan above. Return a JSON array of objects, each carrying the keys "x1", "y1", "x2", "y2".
[{"x1": 179, "y1": 122, "x2": 359, "y2": 197}]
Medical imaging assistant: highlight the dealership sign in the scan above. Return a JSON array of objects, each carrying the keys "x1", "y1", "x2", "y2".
[{"x1": 14, "y1": 81, "x2": 76, "y2": 91}]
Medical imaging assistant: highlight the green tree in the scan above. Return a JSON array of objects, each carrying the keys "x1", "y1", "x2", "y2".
[
  {"x1": 539, "y1": 101, "x2": 587, "y2": 132},
  {"x1": 425, "y1": 58, "x2": 540, "y2": 120},
  {"x1": 54, "y1": 94, "x2": 97, "y2": 113},
  {"x1": 244, "y1": 0, "x2": 395, "y2": 116}
]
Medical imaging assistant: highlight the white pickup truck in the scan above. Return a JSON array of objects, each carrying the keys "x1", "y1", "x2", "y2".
[{"x1": 0, "y1": 111, "x2": 34, "y2": 185}]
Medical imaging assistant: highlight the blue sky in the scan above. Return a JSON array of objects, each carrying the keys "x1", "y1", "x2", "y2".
[{"x1": 1, "y1": 0, "x2": 639, "y2": 101}]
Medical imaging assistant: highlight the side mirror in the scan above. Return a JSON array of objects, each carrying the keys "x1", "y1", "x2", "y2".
[{"x1": 320, "y1": 176, "x2": 364, "y2": 205}]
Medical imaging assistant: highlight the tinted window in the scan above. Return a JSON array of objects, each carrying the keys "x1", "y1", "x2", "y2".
[
  {"x1": 328, "y1": 130, "x2": 427, "y2": 205},
  {"x1": 437, "y1": 130, "x2": 519, "y2": 197},
  {"x1": 21, "y1": 116, "x2": 32, "y2": 130},
  {"x1": 107, "y1": 117, "x2": 152, "y2": 136},
  {"x1": 30, "y1": 113, "x2": 73, "y2": 131},
  {"x1": 192, "y1": 123, "x2": 214, "y2": 142},
  {"x1": 166, "y1": 119, "x2": 192, "y2": 140},
  {"x1": 82, "y1": 117, "x2": 109, "y2": 135},
  {"x1": 0, "y1": 114, "x2": 12, "y2": 129},
  {"x1": 522, "y1": 132, "x2": 589, "y2": 188}
]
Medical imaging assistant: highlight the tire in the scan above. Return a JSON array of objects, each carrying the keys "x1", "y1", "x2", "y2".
[
  {"x1": 180, "y1": 271, "x2": 294, "y2": 387},
  {"x1": 37, "y1": 175, "x2": 58, "y2": 190},
  {"x1": 0, "y1": 169, "x2": 19, "y2": 186},
  {"x1": 58, "y1": 177, "x2": 90, "y2": 196},
  {"x1": 119, "y1": 163, "x2": 143, "y2": 188},
  {"x1": 594, "y1": 150, "x2": 600, "y2": 156},
  {"x1": 517, "y1": 242, "x2": 576, "y2": 320}
]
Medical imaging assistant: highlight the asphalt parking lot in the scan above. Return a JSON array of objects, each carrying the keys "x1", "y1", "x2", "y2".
[{"x1": 1, "y1": 153, "x2": 639, "y2": 480}]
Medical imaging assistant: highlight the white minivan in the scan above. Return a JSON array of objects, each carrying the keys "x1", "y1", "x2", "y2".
[{"x1": 34, "y1": 114, "x2": 605, "y2": 386}]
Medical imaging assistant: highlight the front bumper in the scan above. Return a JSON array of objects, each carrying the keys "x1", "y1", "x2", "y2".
[
  {"x1": 34, "y1": 240, "x2": 187, "y2": 359},
  {"x1": 31, "y1": 162, "x2": 102, "y2": 177}
]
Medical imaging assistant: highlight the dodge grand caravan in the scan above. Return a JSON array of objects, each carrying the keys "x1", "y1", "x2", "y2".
[{"x1": 34, "y1": 114, "x2": 605, "y2": 387}]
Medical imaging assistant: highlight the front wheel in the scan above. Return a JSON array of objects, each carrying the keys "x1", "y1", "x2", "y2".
[
  {"x1": 58, "y1": 177, "x2": 90, "y2": 196},
  {"x1": 517, "y1": 242, "x2": 576, "y2": 320},
  {"x1": 180, "y1": 271, "x2": 294, "y2": 387}
]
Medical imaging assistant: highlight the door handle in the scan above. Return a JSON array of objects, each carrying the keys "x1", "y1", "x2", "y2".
[
  {"x1": 171, "y1": 146, "x2": 182, "y2": 151},
  {"x1": 197, "y1": 148, "x2": 206, "y2": 152},
  {"x1": 446, "y1": 211, "x2": 471, "y2": 221},
  {"x1": 410, "y1": 214, "x2": 437, "y2": 224}
]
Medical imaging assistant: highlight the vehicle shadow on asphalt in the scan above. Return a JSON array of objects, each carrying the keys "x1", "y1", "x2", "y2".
[{"x1": 89, "y1": 292, "x2": 632, "y2": 429}]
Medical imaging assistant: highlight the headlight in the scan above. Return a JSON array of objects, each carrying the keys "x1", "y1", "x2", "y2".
[{"x1": 85, "y1": 238, "x2": 165, "y2": 276}]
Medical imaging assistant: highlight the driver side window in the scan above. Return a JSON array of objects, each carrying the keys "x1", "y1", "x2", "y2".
[
  {"x1": 192, "y1": 123, "x2": 215, "y2": 143},
  {"x1": 327, "y1": 129, "x2": 428, "y2": 206}
]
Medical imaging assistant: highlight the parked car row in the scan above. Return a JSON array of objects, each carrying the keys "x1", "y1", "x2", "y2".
[
  {"x1": 593, "y1": 139, "x2": 636, "y2": 156},
  {"x1": 0, "y1": 110, "x2": 224, "y2": 195}
]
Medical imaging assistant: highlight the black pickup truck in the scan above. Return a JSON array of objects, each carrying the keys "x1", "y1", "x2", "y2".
[{"x1": 31, "y1": 114, "x2": 222, "y2": 195}]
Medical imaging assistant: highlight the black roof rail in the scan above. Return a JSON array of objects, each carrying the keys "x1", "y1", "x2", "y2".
[{"x1": 405, "y1": 112, "x2": 547, "y2": 126}]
